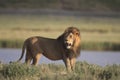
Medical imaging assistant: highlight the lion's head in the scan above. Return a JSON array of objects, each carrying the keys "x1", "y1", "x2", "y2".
[
  {"x1": 57, "y1": 27, "x2": 81, "y2": 56},
  {"x1": 63, "y1": 27, "x2": 80, "y2": 50}
]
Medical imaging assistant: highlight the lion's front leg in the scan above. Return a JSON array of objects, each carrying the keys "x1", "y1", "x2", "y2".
[
  {"x1": 70, "y1": 57, "x2": 76, "y2": 71},
  {"x1": 63, "y1": 56, "x2": 72, "y2": 72}
]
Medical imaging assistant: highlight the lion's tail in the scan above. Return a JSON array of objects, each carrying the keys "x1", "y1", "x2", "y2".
[{"x1": 17, "y1": 41, "x2": 26, "y2": 62}]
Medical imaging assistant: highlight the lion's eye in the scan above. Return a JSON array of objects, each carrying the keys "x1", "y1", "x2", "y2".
[
  {"x1": 69, "y1": 35, "x2": 73, "y2": 38},
  {"x1": 75, "y1": 32, "x2": 79, "y2": 35}
]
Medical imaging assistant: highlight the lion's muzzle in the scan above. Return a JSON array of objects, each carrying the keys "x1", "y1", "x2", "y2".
[{"x1": 64, "y1": 40, "x2": 73, "y2": 49}]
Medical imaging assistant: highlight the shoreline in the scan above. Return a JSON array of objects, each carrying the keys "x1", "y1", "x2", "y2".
[{"x1": 0, "y1": 40, "x2": 120, "y2": 51}]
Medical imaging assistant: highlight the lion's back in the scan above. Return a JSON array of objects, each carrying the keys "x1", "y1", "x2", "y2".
[{"x1": 25, "y1": 36, "x2": 64, "y2": 59}]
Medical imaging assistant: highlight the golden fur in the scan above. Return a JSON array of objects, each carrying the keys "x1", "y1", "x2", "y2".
[{"x1": 17, "y1": 27, "x2": 81, "y2": 71}]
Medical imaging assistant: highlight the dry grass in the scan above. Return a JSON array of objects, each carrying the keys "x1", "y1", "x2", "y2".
[{"x1": 0, "y1": 14, "x2": 120, "y2": 50}]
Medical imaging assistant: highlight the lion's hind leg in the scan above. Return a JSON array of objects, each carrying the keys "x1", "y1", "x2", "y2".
[
  {"x1": 32, "y1": 53, "x2": 42, "y2": 66},
  {"x1": 25, "y1": 51, "x2": 32, "y2": 65}
]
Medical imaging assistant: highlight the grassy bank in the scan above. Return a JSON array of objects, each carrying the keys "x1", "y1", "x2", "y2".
[
  {"x1": 0, "y1": 14, "x2": 120, "y2": 50},
  {"x1": 0, "y1": 62, "x2": 120, "y2": 80}
]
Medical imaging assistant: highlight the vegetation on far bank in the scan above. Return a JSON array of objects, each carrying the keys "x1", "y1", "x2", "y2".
[
  {"x1": 0, "y1": 0, "x2": 120, "y2": 11},
  {"x1": 0, "y1": 62, "x2": 120, "y2": 80},
  {"x1": 0, "y1": 40, "x2": 120, "y2": 51}
]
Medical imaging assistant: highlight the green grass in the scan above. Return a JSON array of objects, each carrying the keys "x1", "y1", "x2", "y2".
[
  {"x1": 0, "y1": 62, "x2": 120, "y2": 80},
  {"x1": 0, "y1": 14, "x2": 120, "y2": 50}
]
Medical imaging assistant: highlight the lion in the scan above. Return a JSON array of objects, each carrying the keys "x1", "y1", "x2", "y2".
[{"x1": 17, "y1": 27, "x2": 81, "y2": 71}]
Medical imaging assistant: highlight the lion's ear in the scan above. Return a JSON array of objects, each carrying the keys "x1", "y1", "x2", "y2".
[{"x1": 64, "y1": 29, "x2": 68, "y2": 33}]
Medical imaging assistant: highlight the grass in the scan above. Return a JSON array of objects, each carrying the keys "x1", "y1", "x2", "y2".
[
  {"x1": 0, "y1": 62, "x2": 120, "y2": 80},
  {"x1": 0, "y1": 14, "x2": 120, "y2": 50}
]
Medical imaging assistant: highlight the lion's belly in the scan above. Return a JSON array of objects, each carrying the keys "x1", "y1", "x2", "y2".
[{"x1": 42, "y1": 52, "x2": 63, "y2": 60}]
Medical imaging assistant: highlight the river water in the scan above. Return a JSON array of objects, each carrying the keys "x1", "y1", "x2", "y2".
[{"x1": 0, "y1": 48, "x2": 120, "y2": 66}]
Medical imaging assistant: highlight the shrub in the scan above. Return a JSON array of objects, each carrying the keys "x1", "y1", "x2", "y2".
[
  {"x1": 0, "y1": 62, "x2": 120, "y2": 80},
  {"x1": 2, "y1": 63, "x2": 38, "y2": 78}
]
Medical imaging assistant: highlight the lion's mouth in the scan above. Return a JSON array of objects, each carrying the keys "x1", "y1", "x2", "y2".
[{"x1": 65, "y1": 42, "x2": 73, "y2": 49}]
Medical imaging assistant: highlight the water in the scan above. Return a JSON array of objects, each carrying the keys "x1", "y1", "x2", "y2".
[{"x1": 0, "y1": 48, "x2": 120, "y2": 66}]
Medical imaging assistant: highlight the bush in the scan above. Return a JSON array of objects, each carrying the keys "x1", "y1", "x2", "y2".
[
  {"x1": 2, "y1": 63, "x2": 38, "y2": 78},
  {"x1": 0, "y1": 62, "x2": 120, "y2": 80}
]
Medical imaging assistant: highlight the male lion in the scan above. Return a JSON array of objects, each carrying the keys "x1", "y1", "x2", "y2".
[{"x1": 17, "y1": 27, "x2": 81, "y2": 71}]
